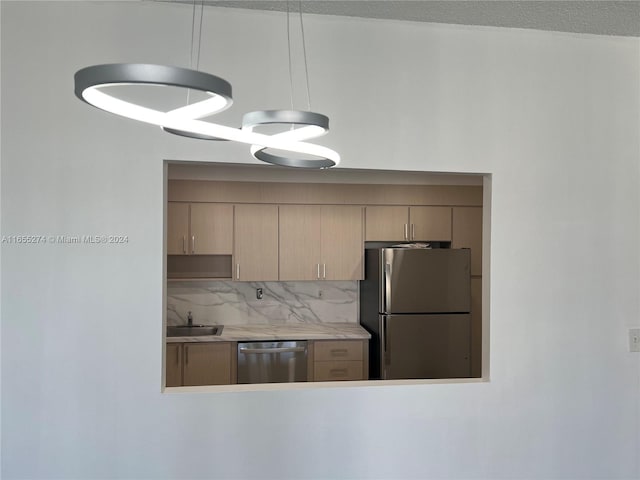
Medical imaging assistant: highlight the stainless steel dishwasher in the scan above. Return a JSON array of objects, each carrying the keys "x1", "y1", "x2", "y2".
[{"x1": 237, "y1": 341, "x2": 308, "y2": 383}]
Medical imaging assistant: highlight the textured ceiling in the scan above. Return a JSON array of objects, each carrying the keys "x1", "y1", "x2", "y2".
[{"x1": 155, "y1": 1, "x2": 640, "y2": 37}]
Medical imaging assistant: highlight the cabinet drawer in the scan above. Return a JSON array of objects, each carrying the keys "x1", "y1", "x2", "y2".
[
  {"x1": 314, "y1": 340, "x2": 363, "y2": 361},
  {"x1": 314, "y1": 361, "x2": 363, "y2": 381}
]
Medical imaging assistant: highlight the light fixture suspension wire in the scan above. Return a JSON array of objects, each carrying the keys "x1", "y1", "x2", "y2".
[
  {"x1": 187, "y1": 0, "x2": 205, "y2": 105},
  {"x1": 286, "y1": 0, "x2": 294, "y2": 111},
  {"x1": 298, "y1": 0, "x2": 312, "y2": 111},
  {"x1": 285, "y1": 0, "x2": 312, "y2": 112}
]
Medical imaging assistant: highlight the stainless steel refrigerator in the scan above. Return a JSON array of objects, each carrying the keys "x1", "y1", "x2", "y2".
[{"x1": 359, "y1": 247, "x2": 472, "y2": 380}]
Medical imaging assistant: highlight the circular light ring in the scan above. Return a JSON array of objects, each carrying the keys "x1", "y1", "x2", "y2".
[
  {"x1": 242, "y1": 110, "x2": 336, "y2": 169},
  {"x1": 252, "y1": 147, "x2": 337, "y2": 169},
  {"x1": 74, "y1": 63, "x2": 232, "y2": 106},
  {"x1": 242, "y1": 110, "x2": 329, "y2": 132},
  {"x1": 161, "y1": 127, "x2": 227, "y2": 141}
]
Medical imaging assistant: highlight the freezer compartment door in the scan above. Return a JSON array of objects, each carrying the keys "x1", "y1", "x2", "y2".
[
  {"x1": 381, "y1": 314, "x2": 471, "y2": 379},
  {"x1": 381, "y1": 248, "x2": 471, "y2": 313}
]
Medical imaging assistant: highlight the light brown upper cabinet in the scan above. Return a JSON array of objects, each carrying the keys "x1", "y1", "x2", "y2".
[
  {"x1": 279, "y1": 205, "x2": 364, "y2": 281},
  {"x1": 364, "y1": 206, "x2": 408, "y2": 242},
  {"x1": 167, "y1": 203, "x2": 190, "y2": 254},
  {"x1": 167, "y1": 202, "x2": 233, "y2": 255},
  {"x1": 452, "y1": 207, "x2": 482, "y2": 276},
  {"x1": 279, "y1": 205, "x2": 322, "y2": 281},
  {"x1": 234, "y1": 204, "x2": 279, "y2": 281},
  {"x1": 365, "y1": 206, "x2": 452, "y2": 242},
  {"x1": 189, "y1": 204, "x2": 233, "y2": 254},
  {"x1": 320, "y1": 206, "x2": 364, "y2": 280}
]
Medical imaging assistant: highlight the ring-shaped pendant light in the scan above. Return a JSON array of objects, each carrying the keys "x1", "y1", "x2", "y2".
[
  {"x1": 75, "y1": 63, "x2": 233, "y2": 142},
  {"x1": 74, "y1": 63, "x2": 233, "y2": 118},
  {"x1": 242, "y1": 110, "x2": 337, "y2": 169},
  {"x1": 74, "y1": 63, "x2": 340, "y2": 166},
  {"x1": 161, "y1": 127, "x2": 226, "y2": 141}
]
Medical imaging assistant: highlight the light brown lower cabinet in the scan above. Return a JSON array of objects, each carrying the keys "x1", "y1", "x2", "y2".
[
  {"x1": 166, "y1": 342, "x2": 236, "y2": 387},
  {"x1": 165, "y1": 343, "x2": 183, "y2": 387},
  {"x1": 311, "y1": 340, "x2": 369, "y2": 382}
]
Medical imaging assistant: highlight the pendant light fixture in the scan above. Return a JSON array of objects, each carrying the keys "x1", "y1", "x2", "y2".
[
  {"x1": 241, "y1": 0, "x2": 338, "y2": 168},
  {"x1": 73, "y1": 0, "x2": 339, "y2": 168}
]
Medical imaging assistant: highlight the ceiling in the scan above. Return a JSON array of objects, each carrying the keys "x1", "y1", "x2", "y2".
[{"x1": 155, "y1": 1, "x2": 640, "y2": 37}]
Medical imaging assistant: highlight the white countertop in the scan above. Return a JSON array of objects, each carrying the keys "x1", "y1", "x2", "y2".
[{"x1": 166, "y1": 322, "x2": 370, "y2": 343}]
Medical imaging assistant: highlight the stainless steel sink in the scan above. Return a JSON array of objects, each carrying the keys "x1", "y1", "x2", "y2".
[{"x1": 166, "y1": 325, "x2": 223, "y2": 337}]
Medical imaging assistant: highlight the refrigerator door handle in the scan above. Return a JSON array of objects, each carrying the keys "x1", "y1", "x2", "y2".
[
  {"x1": 381, "y1": 316, "x2": 389, "y2": 378},
  {"x1": 383, "y1": 262, "x2": 392, "y2": 312},
  {"x1": 383, "y1": 317, "x2": 389, "y2": 365}
]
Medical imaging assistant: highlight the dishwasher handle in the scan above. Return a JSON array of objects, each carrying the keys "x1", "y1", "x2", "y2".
[{"x1": 239, "y1": 346, "x2": 306, "y2": 354}]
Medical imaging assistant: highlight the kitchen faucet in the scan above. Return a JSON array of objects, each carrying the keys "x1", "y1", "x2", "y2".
[{"x1": 187, "y1": 311, "x2": 193, "y2": 326}]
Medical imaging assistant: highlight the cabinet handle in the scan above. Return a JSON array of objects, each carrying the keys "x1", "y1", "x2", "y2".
[
  {"x1": 176, "y1": 346, "x2": 179, "y2": 365},
  {"x1": 236, "y1": 264, "x2": 240, "y2": 280},
  {"x1": 403, "y1": 224, "x2": 408, "y2": 241},
  {"x1": 191, "y1": 235, "x2": 195, "y2": 254},
  {"x1": 323, "y1": 263, "x2": 326, "y2": 279},
  {"x1": 182, "y1": 236, "x2": 186, "y2": 254},
  {"x1": 411, "y1": 223, "x2": 415, "y2": 240},
  {"x1": 317, "y1": 263, "x2": 320, "y2": 279},
  {"x1": 329, "y1": 368, "x2": 348, "y2": 377},
  {"x1": 185, "y1": 346, "x2": 189, "y2": 365},
  {"x1": 330, "y1": 348, "x2": 348, "y2": 357}
]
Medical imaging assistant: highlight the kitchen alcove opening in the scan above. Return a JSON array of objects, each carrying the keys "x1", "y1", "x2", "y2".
[{"x1": 162, "y1": 161, "x2": 491, "y2": 392}]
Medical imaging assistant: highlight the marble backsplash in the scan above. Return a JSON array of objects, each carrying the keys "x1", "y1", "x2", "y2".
[{"x1": 167, "y1": 281, "x2": 358, "y2": 326}]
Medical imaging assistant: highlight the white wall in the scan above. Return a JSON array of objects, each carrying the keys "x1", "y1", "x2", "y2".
[{"x1": 2, "y1": 2, "x2": 639, "y2": 478}]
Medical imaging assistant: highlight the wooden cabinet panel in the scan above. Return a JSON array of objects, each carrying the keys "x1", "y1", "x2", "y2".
[
  {"x1": 312, "y1": 340, "x2": 367, "y2": 381},
  {"x1": 314, "y1": 361, "x2": 364, "y2": 381},
  {"x1": 234, "y1": 204, "x2": 279, "y2": 281},
  {"x1": 366, "y1": 206, "x2": 451, "y2": 242},
  {"x1": 183, "y1": 343, "x2": 232, "y2": 386},
  {"x1": 190, "y1": 203, "x2": 233, "y2": 255},
  {"x1": 320, "y1": 206, "x2": 363, "y2": 281},
  {"x1": 452, "y1": 207, "x2": 483, "y2": 275},
  {"x1": 165, "y1": 343, "x2": 183, "y2": 387},
  {"x1": 279, "y1": 205, "x2": 363, "y2": 281},
  {"x1": 365, "y1": 206, "x2": 408, "y2": 241},
  {"x1": 167, "y1": 202, "x2": 189, "y2": 255},
  {"x1": 314, "y1": 340, "x2": 364, "y2": 362},
  {"x1": 279, "y1": 205, "x2": 321, "y2": 281},
  {"x1": 409, "y1": 206, "x2": 452, "y2": 241},
  {"x1": 167, "y1": 202, "x2": 233, "y2": 256}
]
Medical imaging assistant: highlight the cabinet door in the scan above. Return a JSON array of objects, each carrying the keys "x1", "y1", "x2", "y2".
[
  {"x1": 313, "y1": 340, "x2": 366, "y2": 381},
  {"x1": 279, "y1": 205, "x2": 321, "y2": 281},
  {"x1": 365, "y1": 206, "x2": 408, "y2": 241},
  {"x1": 314, "y1": 361, "x2": 364, "y2": 381},
  {"x1": 314, "y1": 340, "x2": 364, "y2": 361},
  {"x1": 190, "y1": 203, "x2": 233, "y2": 255},
  {"x1": 183, "y1": 343, "x2": 231, "y2": 386},
  {"x1": 165, "y1": 343, "x2": 183, "y2": 387},
  {"x1": 167, "y1": 203, "x2": 189, "y2": 255},
  {"x1": 234, "y1": 204, "x2": 279, "y2": 281},
  {"x1": 452, "y1": 207, "x2": 482, "y2": 275},
  {"x1": 409, "y1": 206, "x2": 452, "y2": 241},
  {"x1": 320, "y1": 206, "x2": 364, "y2": 280}
]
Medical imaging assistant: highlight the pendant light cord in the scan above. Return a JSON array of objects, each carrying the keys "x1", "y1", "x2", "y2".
[
  {"x1": 299, "y1": 0, "x2": 312, "y2": 111},
  {"x1": 286, "y1": 0, "x2": 294, "y2": 111},
  {"x1": 196, "y1": 0, "x2": 204, "y2": 70},
  {"x1": 286, "y1": 0, "x2": 312, "y2": 112},
  {"x1": 187, "y1": 0, "x2": 205, "y2": 105}
]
